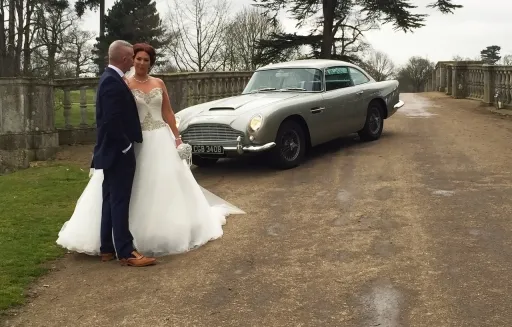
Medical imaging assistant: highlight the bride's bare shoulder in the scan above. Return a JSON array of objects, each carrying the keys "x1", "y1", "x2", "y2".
[
  {"x1": 150, "y1": 76, "x2": 166, "y2": 89},
  {"x1": 150, "y1": 76, "x2": 164, "y2": 84}
]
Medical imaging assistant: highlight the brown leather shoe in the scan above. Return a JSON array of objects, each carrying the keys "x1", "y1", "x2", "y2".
[
  {"x1": 119, "y1": 251, "x2": 156, "y2": 267},
  {"x1": 101, "y1": 252, "x2": 116, "y2": 262}
]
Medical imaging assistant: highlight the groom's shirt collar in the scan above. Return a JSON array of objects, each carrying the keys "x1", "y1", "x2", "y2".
[{"x1": 107, "y1": 64, "x2": 124, "y2": 77}]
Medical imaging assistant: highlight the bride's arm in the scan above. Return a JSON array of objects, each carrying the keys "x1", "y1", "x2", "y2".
[{"x1": 157, "y1": 79, "x2": 181, "y2": 139}]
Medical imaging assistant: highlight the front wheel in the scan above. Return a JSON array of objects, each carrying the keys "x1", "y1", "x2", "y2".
[
  {"x1": 270, "y1": 120, "x2": 306, "y2": 169},
  {"x1": 192, "y1": 155, "x2": 219, "y2": 167},
  {"x1": 358, "y1": 101, "x2": 384, "y2": 142}
]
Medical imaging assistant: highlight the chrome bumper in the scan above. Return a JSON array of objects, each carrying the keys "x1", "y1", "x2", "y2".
[
  {"x1": 223, "y1": 136, "x2": 276, "y2": 155},
  {"x1": 394, "y1": 100, "x2": 405, "y2": 109}
]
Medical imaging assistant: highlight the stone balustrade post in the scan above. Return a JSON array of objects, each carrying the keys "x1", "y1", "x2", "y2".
[
  {"x1": 91, "y1": 88, "x2": 97, "y2": 127},
  {"x1": 63, "y1": 88, "x2": 72, "y2": 128},
  {"x1": 482, "y1": 64, "x2": 495, "y2": 105},
  {"x1": 79, "y1": 86, "x2": 88, "y2": 127}
]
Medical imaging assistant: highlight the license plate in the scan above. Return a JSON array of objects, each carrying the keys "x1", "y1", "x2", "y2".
[{"x1": 192, "y1": 145, "x2": 224, "y2": 154}]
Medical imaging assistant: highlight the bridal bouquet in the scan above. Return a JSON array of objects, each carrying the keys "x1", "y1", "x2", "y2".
[{"x1": 177, "y1": 143, "x2": 193, "y2": 167}]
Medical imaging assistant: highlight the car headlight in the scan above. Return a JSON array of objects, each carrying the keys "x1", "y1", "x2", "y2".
[
  {"x1": 175, "y1": 116, "x2": 181, "y2": 128},
  {"x1": 249, "y1": 114, "x2": 263, "y2": 131}
]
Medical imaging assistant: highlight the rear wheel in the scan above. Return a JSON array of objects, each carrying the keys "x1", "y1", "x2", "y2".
[
  {"x1": 358, "y1": 101, "x2": 384, "y2": 142},
  {"x1": 192, "y1": 155, "x2": 219, "y2": 167},
  {"x1": 270, "y1": 120, "x2": 306, "y2": 169}
]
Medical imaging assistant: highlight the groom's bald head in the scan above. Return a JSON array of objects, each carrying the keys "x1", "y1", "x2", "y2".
[{"x1": 108, "y1": 40, "x2": 134, "y2": 73}]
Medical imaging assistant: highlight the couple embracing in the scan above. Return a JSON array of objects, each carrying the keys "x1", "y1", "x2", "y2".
[{"x1": 56, "y1": 40, "x2": 244, "y2": 267}]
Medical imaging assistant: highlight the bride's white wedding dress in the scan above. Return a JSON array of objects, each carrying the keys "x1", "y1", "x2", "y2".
[{"x1": 56, "y1": 87, "x2": 244, "y2": 257}]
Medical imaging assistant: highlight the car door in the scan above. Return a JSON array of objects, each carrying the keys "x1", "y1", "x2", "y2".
[
  {"x1": 321, "y1": 66, "x2": 360, "y2": 139},
  {"x1": 347, "y1": 67, "x2": 372, "y2": 132}
]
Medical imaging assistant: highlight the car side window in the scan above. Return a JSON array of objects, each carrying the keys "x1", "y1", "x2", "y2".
[
  {"x1": 324, "y1": 66, "x2": 353, "y2": 91},
  {"x1": 348, "y1": 67, "x2": 370, "y2": 85}
]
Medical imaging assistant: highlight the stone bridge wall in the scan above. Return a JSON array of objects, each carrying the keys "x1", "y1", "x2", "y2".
[
  {"x1": 0, "y1": 71, "x2": 253, "y2": 171},
  {"x1": 425, "y1": 61, "x2": 512, "y2": 108}
]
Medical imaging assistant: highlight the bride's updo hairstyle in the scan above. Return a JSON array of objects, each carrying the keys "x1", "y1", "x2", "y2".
[{"x1": 133, "y1": 43, "x2": 157, "y2": 71}]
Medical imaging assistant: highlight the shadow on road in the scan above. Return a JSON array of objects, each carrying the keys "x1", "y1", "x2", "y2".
[{"x1": 192, "y1": 131, "x2": 400, "y2": 178}]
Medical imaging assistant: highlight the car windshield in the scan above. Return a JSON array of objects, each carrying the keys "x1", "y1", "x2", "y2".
[{"x1": 242, "y1": 68, "x2": 324, "y2": 94}]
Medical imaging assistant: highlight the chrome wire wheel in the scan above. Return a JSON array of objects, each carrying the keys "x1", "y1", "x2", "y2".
[{"x1": 280, "y1": 130, "x2": 301, "y2": 161}]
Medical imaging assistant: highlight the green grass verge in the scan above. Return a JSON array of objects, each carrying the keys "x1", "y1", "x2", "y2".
[{"x1": 0, "y1": 165, "x2": 89, "y2": 312}]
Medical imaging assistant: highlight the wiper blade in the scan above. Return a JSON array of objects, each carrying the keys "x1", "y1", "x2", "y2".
[
  {"x1": 250, "y1": 87, "x2": 277, "y2": 93},
  {"x1": 280, "y1": 87, "x2": 307, "y2": 91}
]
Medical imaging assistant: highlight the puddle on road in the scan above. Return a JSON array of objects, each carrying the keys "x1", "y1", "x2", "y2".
[
  {"x1": 362, "y1": 279, "x2": 403, "y2": 327},
  {"x1": 337, "y1": 189, "x2": 351, "y2": 202},
  {"x1": 431, "y1": 190, "x2": 455, "y2": 196},
  {"x1": 266, "y1": 223, "x2": 284, "y2": 236},
  {"x1": 398, "y1": 94, "x2": 437, "y2": 118}
]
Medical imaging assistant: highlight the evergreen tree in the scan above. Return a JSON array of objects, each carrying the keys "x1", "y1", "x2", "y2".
[
  {"x1": 254, "y1": 0, "x2": 462, "y2": 60},
  {"x1": 93, "y1": 0, "x2": 166, "y2": 74},
  {"x1": 480, "y1": 45, "x2": 501, "y2": 65}
]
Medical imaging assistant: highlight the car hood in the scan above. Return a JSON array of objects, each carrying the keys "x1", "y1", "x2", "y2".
[
  {"x1": 184, "y1": 92, "x2": 303, "y2": 117},
  {"x1": 176, "y1": 92, "x2": 310, "y2": 130}
]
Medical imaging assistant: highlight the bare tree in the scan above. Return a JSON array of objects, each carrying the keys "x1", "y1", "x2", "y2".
[
  {"x1": 329, "y1": 8, "x2": 376, "y2": 61},
  {"x1": 31, "y1": 5, "x2": 73, "y2": 78},
  {"x1": 501, "y1": 54, "x2": 512, "y2": 65},
  {"x1": 166, "y1": 0, "x2": 229, "y2": 71},
  {"x1": 452, "y1": 55, "x2": 480, "y2": 62},
  {"x1": 62, "y1": 26, "x2": 95, "y2": 77},
  {"x1": 397, "y1": 56, "x2": 435, "y2": 92},
  {"x1": 219, "y1": 6, "x2": 290, "y2": 71},
  {"x1": 361, "y1": 49, "x2": 396, "y2": 81}
]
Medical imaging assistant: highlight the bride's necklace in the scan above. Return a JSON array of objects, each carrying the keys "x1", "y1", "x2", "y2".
[{"x1": 134, "y1": 75, "x2": 149, "y2": 83}]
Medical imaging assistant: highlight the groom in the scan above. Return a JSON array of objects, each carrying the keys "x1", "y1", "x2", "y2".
[{"x1": 91, "y1": 40, "x2": 156, "y2": 267}]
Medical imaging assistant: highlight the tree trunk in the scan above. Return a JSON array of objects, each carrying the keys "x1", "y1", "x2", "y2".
[
  {"x1": 98, "y1": 0, "x2": 105, "y2": 73},
  {"x1": 48, "y1": 47, "x2": 56, "y2": 78},
  {"x1": 0, "y1": 0, "x2": 5, "y2": 76},
  {"x1": 15, "y1": 0, "x2": 24, "y2": 75},
  {"x1": 75, "y1": 41, "x2": 82, "y2": 77},
  {"x1": 7, "y1": 0, "x2": 16, "y2": 76},
  {"x1": 320, "y1": 0, "x2": 337, "y2": 59},
  {"x1": 23, "y1": 0, "x2": 33, "y2": 76}
]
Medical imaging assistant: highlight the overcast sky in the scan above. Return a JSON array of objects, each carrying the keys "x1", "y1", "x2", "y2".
[{"x1": 79, "y1": 0, "x2": 509, "y2": 66}]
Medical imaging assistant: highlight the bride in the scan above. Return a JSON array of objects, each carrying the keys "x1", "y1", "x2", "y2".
[{"x1": 56, "y1": 42, "x2": 244, "y2": 259}]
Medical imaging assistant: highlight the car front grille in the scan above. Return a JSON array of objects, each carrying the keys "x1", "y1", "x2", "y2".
[{"x1": 181, "y1": 124, "x2": 244, "y2": 143}]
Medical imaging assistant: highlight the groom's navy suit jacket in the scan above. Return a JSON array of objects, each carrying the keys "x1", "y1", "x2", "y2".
[{"x1": 91, "y1": 67, "x2": 142, "y2": 170}]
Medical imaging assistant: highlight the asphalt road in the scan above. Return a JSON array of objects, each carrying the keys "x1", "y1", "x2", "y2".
[{"x1": 4, "y1": 93, "x2": 512, "y2": 327}]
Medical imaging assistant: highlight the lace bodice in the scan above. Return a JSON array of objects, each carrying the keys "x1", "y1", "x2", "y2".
[{"x1": 132, "y1": 88, "x2": 167, "y2": 131}]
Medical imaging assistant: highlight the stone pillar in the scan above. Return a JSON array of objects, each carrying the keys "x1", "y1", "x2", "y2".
[
  {"x1": 439, "y1": 65, "x2": 446, "y2": 92},
  {"x1": 451, "y1": 63, "x2": 467, "y2": 99},
  {"x1": 482, "y1": 64, "x2": 495, "y2": 105},
  {"x1": 432, "y1": 70, "x2": 437, "y2": 91},
  {"x1": 446, "y1": 65, "x2": 453, "y2": 95},
  {"x1": 451, "y1": 65, "x2": 460, "y2": 98},
  {"x1": 0, "y1": 78, "x2": 59, "y2": 172}
]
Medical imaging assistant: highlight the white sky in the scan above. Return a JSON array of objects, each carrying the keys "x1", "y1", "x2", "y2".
[{"x1": 79, "y1": 0, "x2": 510, "y2": 67}]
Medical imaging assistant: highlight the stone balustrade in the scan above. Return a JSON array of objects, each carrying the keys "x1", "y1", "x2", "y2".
[
  {"x1": 0, "y1": 71, "x2": 253, "y2": 172},
  {"x1": 54, "y1": 71, "x2": 252, "y2": 145},
  {"x1": 425, "y1": 61, "x2": 512, "y2": 108}
]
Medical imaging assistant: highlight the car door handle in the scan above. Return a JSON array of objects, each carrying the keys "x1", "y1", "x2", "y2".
[
  {"x1": 356, "y1": 90, "x2": 364, "y2": 95},
  {"x1": 310, "y1": 107, "x2": 324, "y2": 114}
]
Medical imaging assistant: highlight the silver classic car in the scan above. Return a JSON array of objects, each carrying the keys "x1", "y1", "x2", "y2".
[{"x1": 175, "y1": 59, "x2": 404, "y2": 169}]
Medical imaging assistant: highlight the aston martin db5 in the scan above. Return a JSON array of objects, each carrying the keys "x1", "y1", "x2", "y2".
[{"x1": 175, "y1": 59, "x2": 404, "y2": 169}]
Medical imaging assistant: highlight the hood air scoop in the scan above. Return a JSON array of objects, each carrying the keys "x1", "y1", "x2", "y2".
[{"x1": 209, "y1": 107, "x2": 235, "y2": 111}]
